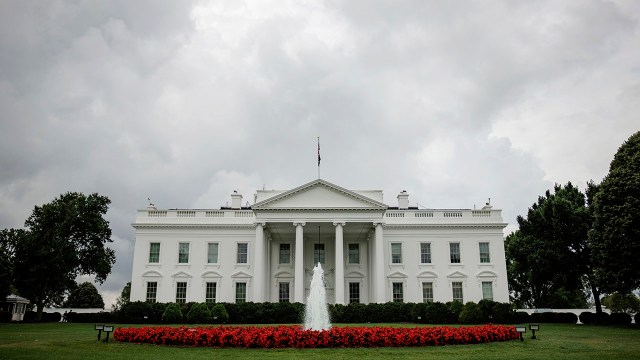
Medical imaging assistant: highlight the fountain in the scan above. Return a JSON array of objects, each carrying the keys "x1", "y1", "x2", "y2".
[{"x1": 303, "y1": 262, "x2": 331, "y2": 331}]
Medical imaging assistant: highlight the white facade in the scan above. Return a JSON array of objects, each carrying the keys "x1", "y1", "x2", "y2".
[{"x1": 130, "y1": 179, "x2": 509, "y2": 305}]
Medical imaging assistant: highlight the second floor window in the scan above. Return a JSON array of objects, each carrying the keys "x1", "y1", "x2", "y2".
[
  {"x1": 237, "y1": 243, "x2": 248, "y2": 264},
  {"x1": 148, "y1": 243, "x2": 160, "y2": 263},
  {"x1": 450, "y1": 242, "x2": 461, "y2": 263},
  {"x1": 207, "y1": 243, "x2": 219, "y2": 264},
  {"x1": 348, "y1": 243, "x2": 360, "y2": 264},
  {"x1": 391, "y1": 243, "x2": 402, "y2": 264},
  {"x1": 420, "y1": 243, "x2": 431, "y2": 264},
  {"x1": 479, "y1": 242, "x2": 491, "y2": 263},
  {"x1": 178, "y1": 243, "x2": 189, "y2": 263},
  {"x1": 279, "y1": 244, "x2": 291, "y2": 264}
]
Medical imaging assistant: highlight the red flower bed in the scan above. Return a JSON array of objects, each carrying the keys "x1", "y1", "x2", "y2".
[{"x1": 114, "y1": 325, "x2": 519, "y2": 348}]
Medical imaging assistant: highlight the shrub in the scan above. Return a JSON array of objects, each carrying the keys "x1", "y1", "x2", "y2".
[
  {"x1": 411, "y1": 302, "x2": 429, "y2": 323},
  {"x1": 512, "y1": 311, "x2": 530, "y2": 324},
  {"x1": 187, "y1": 303, "x2": 211, "y2": 324},
  {"x1": 67, "y1": 311, "x2": 115, "y2": 323},
  {"x1": 424, "y1": 302, "x2": 451, "y2": 324},
  {"x1": 609, "y1": 312, "x2": 632, "y2": 325},
  {"x1": 594, "y1": 312, "x2": 611, "y2": 325},
  {"x1": 149, "y1": 302, "x2": 167, "y2": 323},
  {"x1": 447, "y1": 301, "x2": 464, "y2": 323},
  {"x1": 0, "y1": 310, "x2": 11, "y2": 322},
  {"x1": 459, "y1": 302, "x2": 483, "y2": 324},
  {"x1": 211, "y1": 304, "x2": 229, "y2": 324},
  {"x1": 492, "y1": 303, "x2": 514, "y2": 324},
  {"x1": 344, "y1": 303, "x2": 366, "y2": 323},
  {"x1": 580, "y1": 311, "x2": 595, "y2": 324},
  {"x1": 162, "y1": 303, "x2": 183, "y2": 323},
  {"x1": 43, "y1": 312, "x2": 62, "y2": 322},
  {"x1": 635, "y1": 312, "x2": 639, "y2": 326},
  {"x1": 119, "y1": 301, "x2": 153, "y2": 324},
  {"x1": 180, "y1": 302, "x2": 196, "y2": 319}
]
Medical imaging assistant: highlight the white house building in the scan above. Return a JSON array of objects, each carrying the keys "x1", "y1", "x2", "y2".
[{"x1": 130, "y1": 179, "x2": 509, "y2": 305}]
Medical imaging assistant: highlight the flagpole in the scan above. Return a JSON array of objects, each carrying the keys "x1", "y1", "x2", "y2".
[{"x1": 317, "y1": 137, "x2": 321, "y2": 179}]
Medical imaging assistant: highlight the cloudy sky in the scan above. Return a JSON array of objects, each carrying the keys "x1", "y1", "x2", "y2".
[{"x1": 1, "y1": 0, "x2": 638, "y2": 308}]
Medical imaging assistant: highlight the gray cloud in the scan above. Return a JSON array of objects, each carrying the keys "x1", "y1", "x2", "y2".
[{"x1": 1, "y1": 0, "x2": 638, "y2": 307}]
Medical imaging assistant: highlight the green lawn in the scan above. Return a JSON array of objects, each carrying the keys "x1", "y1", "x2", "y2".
[{"x1": 0, "y1": 322, "x2": 638, "y2": 359}]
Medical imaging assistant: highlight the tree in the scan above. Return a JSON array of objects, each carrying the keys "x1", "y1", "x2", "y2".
[
  {"x1": 63, "y1": 282, "x2": 105, "y2": 308},
  {"x1": 601, "y1": 293, "x2": 640, "y2": 315},
  {"x1": 0, "y1": 229, "x2": 20, "y2": 301},
  {"x1": 113, "y1": 282, "x2": 131, "y2": 312},
  {"x1": 589, "y1": 131, "x2": 640, "y2": 293},
  {"x1": 505, "y1": 183, "x2": 594, "y2": 309},
  {"x1": 11, "y1": 192, "x2": 115, "y2": 320}
]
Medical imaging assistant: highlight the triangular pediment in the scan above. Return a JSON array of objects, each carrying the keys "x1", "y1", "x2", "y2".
[
  {"x1": 387, "y1": 271, "x2": 408, "y2": 279},
  {"x1": 447, "y1": 271, "x2": 468, "y2": 279},
  {"x1": 252, "y1": 179, "x2": 387, "y2": 210}
]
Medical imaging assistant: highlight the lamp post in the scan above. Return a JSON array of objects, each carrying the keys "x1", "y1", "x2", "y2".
[
  {"x1": 529, "y1": 324, "x2": 539, "y2": 339},
  {"x1": 515, "y1": 326, "x2": 526, "y2": 341},
  {"x1": 94, "y1": 324, "x2": 104, "y2": 341}
]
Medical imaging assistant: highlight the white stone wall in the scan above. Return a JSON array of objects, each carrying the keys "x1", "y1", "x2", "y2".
[{"x1": 129, "y1": 180, "x2": 509, "y2": 305}]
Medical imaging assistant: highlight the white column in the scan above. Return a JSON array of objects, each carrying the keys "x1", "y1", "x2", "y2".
[
  {"x1": 253, "y1": 222, "x2": 265, "y2": 302},
  {"x1": 294, "y1": 222, "x2": 306, "y2": 303},
  {"x1": 333, "y1": 222, "x2": 345, "y2": 304},
  {"x1": 374, "y1": 222, "x2": 385, "y2": 303}
]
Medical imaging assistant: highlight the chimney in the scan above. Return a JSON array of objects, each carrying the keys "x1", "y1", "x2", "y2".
[
  {"x1": 397, "y1": 190, "x2": 409, "y2": 209},
  {"x1": 231, "y1": 190, "x2": 243, "y2": 209}
]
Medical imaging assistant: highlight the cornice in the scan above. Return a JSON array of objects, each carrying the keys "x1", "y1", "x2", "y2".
[
  {"x1": 132, "y1": 224, "x2": 256, "y2": 230},
  {"x1": 384, "y1": 223, "x2": 508, "y2": 229}
]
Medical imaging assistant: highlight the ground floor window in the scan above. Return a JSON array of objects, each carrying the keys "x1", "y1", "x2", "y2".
[
  {"x1": 235, "y1": 282, "x2": 247, "y2": 303},
  {"x1": 205, "y1": 282, "x2": 217, "y2": 303},
  {"x1": 482, "y1": 281, "x2": 493, "y2": 301},
  {"x1": 392, "y1": 282, "x2": 403, "y2": 303},
  {"x1": 422, "y1": 282, "x2": 433, "y2": 303},
  {"x1": 176, "y1": 282, "x2": 187, "y2": 304},
  {"x1": 349, "y1": 282, "x2": 360, "y2": 303},
  {"x1": 452, "y1": 281, "x2": 463, "y2": 303},
  {"x1": 279, "y1": 282, "x2": 290, "y2": 303},
  {"x1": 146, "y1": 282, "x2": 157, "y2": 303}
]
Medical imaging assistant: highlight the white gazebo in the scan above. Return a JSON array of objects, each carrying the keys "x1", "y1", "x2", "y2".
[{"x1": 3, "y1": 295, "x2": 29, "y2": 321}]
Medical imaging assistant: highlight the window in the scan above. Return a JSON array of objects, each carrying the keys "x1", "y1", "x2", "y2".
[
  {"x1": 479, "y1": 242, "x2": 491, "y2": 263},
  {"x1": 235, "y1": 282, "x2": 247, "y2": 303},
  {"x1": 450, "y1": 243, "x2": 461, "y2": 263},
  {"x1": 391, "y1": 243, "x2": 402, "y2": 264},
  {"x1": 279, "y1": 282, "x2": 290, "y2": 302},
  {"x1": 237, "y1": 243, "x2": 248, "y2": 264},
  {"x1": 420, "y1": 243, "x2": 431, "y2": 264},
  {"x1": 452, "y1": 281, "x2": 463, "y2": 303},
  {"x1": 207, "y1": 243, "x2": 219, "y2": 264},
  {"x1": 422, "y1": 282, "x2": 433, "y2": 303},
  {"x1": 348, "y1": 243, "x2": 360, "y2": 264},
  {"x1": 176, "y1": 282, "x2": 187, "y2": 304},
  {"x1": 279, "y1": 244, "x2": 291, "y2": 264},
  {"x1": 146, "y1": 282, "x2": 157, "y2": 303},
  {"x1": 205, "y1": 282, "x2": 217, "y2": 303},
  {"x1": 149, "y1": 243, "x2": 160, "y2": 263},
  {"x1": 482, "y1": 281, "x2": 493, "y2": 301},
  {"x1": 313, "y1": 243, "x2": 325, "y2": 264},
  {"x1": 349, "y1": 282, "x2": 360, "y2": 303},
  {"x1": 178, "y1": 242, "x2": 189, "y2": 263},
  {"x1": 392, "y1": 282, "x2": 403, "y2": 302}
]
